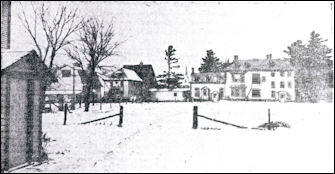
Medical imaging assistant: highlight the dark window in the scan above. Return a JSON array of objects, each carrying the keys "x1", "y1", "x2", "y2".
[
  {"x1": 174, "y1": 92, "x2": 177, "y2": 97},
  {"x1": 252, "y1": 73, "x2": 260, "y2": 84},
  {"x1": 271, "y1": 81, "x2": 275, "y2": 88},
  {"x1": 280, "y1": 71, "x2": 285, "y2": 77},
  {"x1": 271, "y1": 72, "x2": 275, "y2": 77},
  {"x1": 62, "y1": 70, "x2": 71, "y2": 77},
  {"x1": 195, "y1": 88, "x2": 200, "y2": 97},
  {"x1": 231, "y1": 88, "x2": 245, "y2": 97},
  {"x1": 206, "y1": 76, "x2": 211, "y2": 82},
  {"x1": 262, "y1": 76, "x2": 266, "y2": 82},
  {"x1": 203, "y1": 89, "x2": 207, "y2": 96},
  {"x1": 288, "y1": 81, "x2": 292, "y2": 88},
  {"x1": 280, "y1": 81, "x2": 285, "y2": 88},
  {"x1": 287, "y1": 71, "x2": 292, "y2": 77},
  {"x1": 241, "y1": 74, "x2": 245, "y2": 83},
  {"x1": 271, "y1": 91, "x2": 276, "y2": 98},
  {"x1": 219, "y1": 88, "x2": 224, "y2": 99},
  {"x1": 252, "y1": 90, "x2": 261, "y2": 97}
]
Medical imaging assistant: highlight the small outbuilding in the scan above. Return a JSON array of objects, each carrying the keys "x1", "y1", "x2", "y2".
[{"x1": 1, "y1": 50, "x2": 56, "y2": 171}]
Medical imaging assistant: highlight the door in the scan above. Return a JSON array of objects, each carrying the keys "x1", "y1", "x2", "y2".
[
  {"x1": 8, "y1": 78, "x2": 33, "y2": 168},
  {"x1": 202, "y1": 88, "x2": 209, "y2": 100}
]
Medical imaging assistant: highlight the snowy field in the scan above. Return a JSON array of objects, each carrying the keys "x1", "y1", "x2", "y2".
[{"x1": 13, "y1": 101, "x2": 334, "y2": 173}]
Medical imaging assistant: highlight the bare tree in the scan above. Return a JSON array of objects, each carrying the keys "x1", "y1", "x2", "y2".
[
  {"x1": 18, "y1": 2, "x2": 83, "y2": 69},
  {"x1": 66, "y1": 17, "x2": 122, "y2": 112}
]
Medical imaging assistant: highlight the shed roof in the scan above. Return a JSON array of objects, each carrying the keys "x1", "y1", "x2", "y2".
[{"x1": 1, "y1": 50, "x2": 57, "y2": 82}]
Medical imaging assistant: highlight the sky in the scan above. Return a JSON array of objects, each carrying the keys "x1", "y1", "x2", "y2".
[{"x1": 9, "y1": 1, "x2": 334, "y2": 75}]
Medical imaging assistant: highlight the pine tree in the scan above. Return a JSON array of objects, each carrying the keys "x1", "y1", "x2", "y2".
[
  {"x1": 157, "y1": 45, "x2": 183, "y2": 89},
  {"x1": 284, "y1": 31, "x2": 333, "y2": 102},
  {"x1": 198, "y1": 50, "x2": 224, "y2": 73}
]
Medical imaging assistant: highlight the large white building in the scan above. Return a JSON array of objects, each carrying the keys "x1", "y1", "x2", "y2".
[{"x1": 190, "y1": 55, "x2": 295, "y2": 102}]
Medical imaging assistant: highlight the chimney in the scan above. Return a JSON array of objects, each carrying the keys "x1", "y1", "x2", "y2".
[
  {"x1": 1, "y1": 1, "x2": 11, "y2": 49},
  {"x1": 266, "y1": 54, "x2": 269, "y2": 60},
  {"x1": 234, "y1": 55, "x2": 238, "y2": 62},
  {"x1": 140, "y1": 61, "x2": 143, "y2": 66},
  {"x1": 191, "y1": 68, "x2": 194, "y2": 75},
  {"x1": 227, "y1": 59, "x2": 230, "y2": 64},
  {"x1": 269, "y1": 54, "x2": 272, "y2": 60}
]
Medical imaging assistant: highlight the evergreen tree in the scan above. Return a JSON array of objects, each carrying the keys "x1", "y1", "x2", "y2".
[
  {"x1": 284, "y1": 31, "x2": 333, "y2": 102},
  {"x1": 198, "y1": 50, "x2": 224, "y2": 73},
  {"x1": 157, "y1": 45, "x2": 183, "y2": 89}
]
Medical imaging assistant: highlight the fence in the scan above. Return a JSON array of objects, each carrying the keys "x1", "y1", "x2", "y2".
[
  {"x1": 80, "y1": 106, "x2": 123, "y2": 127},
  {"x1": 192, "y1": 106, "x2": 272, "y2": 130}
]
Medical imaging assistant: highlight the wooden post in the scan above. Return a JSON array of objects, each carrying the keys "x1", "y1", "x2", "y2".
[
  {"x1": 100, "y1": 100, "x2": 102, "y2": 110},
  {"x1": 118, "y1": 106, "x2": 123, "y2": 127},
  {"x1": 64, "y1": 104, "x2": 68, "y2": 125},
  {"x1": 193, "y1": 106, "x2": 198, "y2": 129},
  {"x1": 268, "y1": 108, "x2": 271, "y2": 130},
  {"x1": 79, "y1": 95, "x2": 81, "y2": 108}
]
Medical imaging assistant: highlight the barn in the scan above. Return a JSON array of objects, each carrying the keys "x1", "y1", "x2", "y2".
[{"x1": 1, "y1": 50, "x2": 57, "y2": 172}]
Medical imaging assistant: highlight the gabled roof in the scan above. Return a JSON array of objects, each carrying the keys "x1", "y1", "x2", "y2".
[
  {"x1": 1, "y1": 49, "x2": 57, "y2": 82},
  {"x1": 224, "y1": 58, "x2": 294, "y2": 73},
  {"x1": 1, "y1": 50, "x2": 31, "y2": 70},
  {"x1": 123, "y1": 64, "x2": 157, "y2": 87},
  {"x1": 108, "y1": 68, "x2": 142, "y2": 82},
  {"x1": 190, "y1": 72, "x2": 226, "y2": 84}
]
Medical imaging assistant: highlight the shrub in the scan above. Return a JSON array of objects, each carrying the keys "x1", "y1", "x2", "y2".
[{"x1": 258, "y1": 121, "x2": 291, "y2": 130}]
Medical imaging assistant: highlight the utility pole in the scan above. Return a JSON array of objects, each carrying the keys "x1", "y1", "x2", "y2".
[{"x1": 71, "y1": 64, "x2": 75, "y2": 110}]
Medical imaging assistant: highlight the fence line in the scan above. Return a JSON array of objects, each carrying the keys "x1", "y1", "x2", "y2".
[
  {"x1": 192, "y1": 106, "x2": 270, "y2": 130},
  {"x1": 80, "y1": 106, "x2": 123, "y2": 127}
]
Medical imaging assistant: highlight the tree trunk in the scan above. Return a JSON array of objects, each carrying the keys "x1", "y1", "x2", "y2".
[{"x1": 84, "y1": 85, "x2": 91, "y2": 112}]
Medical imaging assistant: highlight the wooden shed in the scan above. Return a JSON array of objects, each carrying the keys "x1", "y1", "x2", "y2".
[{"x1": 1, "y1": 50, "x2": 56, "y2": 172}]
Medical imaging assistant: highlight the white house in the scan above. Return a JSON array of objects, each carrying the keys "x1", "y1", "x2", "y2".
[
  {"x1": 224, "y1": 55, "x2": 295, "y2": 102},
  {"x1": 190, "y1": 68, "x2": 226, "y2": 102}
]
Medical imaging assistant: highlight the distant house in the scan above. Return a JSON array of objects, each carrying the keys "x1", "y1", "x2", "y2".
[
  {"x1": 1, "y1": 50, "x2": 57, "y2": 171},
  {"x1": 101, "y1": 68, "x2": 143, "y2": 101},
  {"x1": 224, "y1": 55, "x2": 295, "y2": 102},
  {"x1": 123, "y1": 62, "x2": 157, "y2": 101},
  {"x1": 190, "y1": 68, "x2": 226, "y2": 102},
  {"x1": 46, "y1": 65, "x2": 103, "y2": 105}
]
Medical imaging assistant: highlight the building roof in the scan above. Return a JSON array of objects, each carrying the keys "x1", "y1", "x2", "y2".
[
  {"x1": 224, "y1": 58, "x2": 294, "y2": 73},
  {"x1": 190, "y1": 72, "x2": 226, "y2": 84},
  {"x1": 107, "y1": 68, "x2": 143, "y2": 82},
  {"x1": 1, "y1": 50, "x2": 31, "y2": 70},
  {"x1": 1, "y1": 49, "x2": 57, "y2": 82},
  {"x1": 123, "y1": 64, "x2": 157, "y2": 87}
]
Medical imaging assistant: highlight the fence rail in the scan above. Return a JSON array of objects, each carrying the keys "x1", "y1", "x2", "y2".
[{"x1": 192, "y1": 106, "x2": 272, "y2": 130}]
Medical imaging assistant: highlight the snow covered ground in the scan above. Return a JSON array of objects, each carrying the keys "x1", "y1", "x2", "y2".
[{"x1": 13, "y1": 101, "x2": 334, "y2": 173}]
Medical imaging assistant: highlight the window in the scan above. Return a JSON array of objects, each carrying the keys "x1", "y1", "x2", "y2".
[
  {"x1": 271, "y1": 91, "x2": 276, "y2": 98},
  {"x1": 232, "y1": 74, "x2": 245, "y2": 83},
  {"x1": 174, "y1": 92, "x2": 177, "y2": 97},
  {"x1": 252, "y1": 73, "x2": 260, "y2": 84},
  {"x1": 195, "y1": 88, "x2": 200, "y2": 97},
  {"x1": 288, "y1": 81, "x2": 292, "y2": 88},
  {"x1": 206, "y1": 76, "x2": 211, "y2": 82},
  {"x1": 62, "y1": 70, "x2": 71, "y2": 77},
  {"x1": 115, "y1": 81, "x2": 118, "y2": 85},
  {"x1": 280, "y1": 71, "x2": 285, "y2": 77},
  {"x1": 231, "y1": 88, "x2": 245, "y2": 97},
  {"x1": 262, "y1": 76, "x2": 266, "y2": 82},
  {"x1": 287, "y1": 71, "x2": 292, "y2": 77},
  {"x1": 280, "y1": 81, "x2": 285, "y2": 88},
  {"x1": 203, "y1": 89, "x2": 207, "y2": 96},
  {"x1": 219, "y1": 88, "x2": 224, "y2": 99},
  {"x1": 271, "y1": 81, "x2": 275, "y2": 88},
  {"x1": 271, "y1": 72, "x2": 275, "y2": 77},
  {"x1": 252, "y1": 90, "x2": 261, "y2": 97}
]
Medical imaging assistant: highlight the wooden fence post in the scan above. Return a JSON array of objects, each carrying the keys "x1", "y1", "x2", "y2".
[
  {"x1": 64, "y1": 104, "x2": 67, "y2": 125},
  {"x1": 118, "y1": 106, "x2": 123, "y2": 127},
  {"x1": 193, "y1": 106, "x2": 198, "y2": 129},
  {"x1": 268, "y1": 108, "x2": 271, "y2": 130}
]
